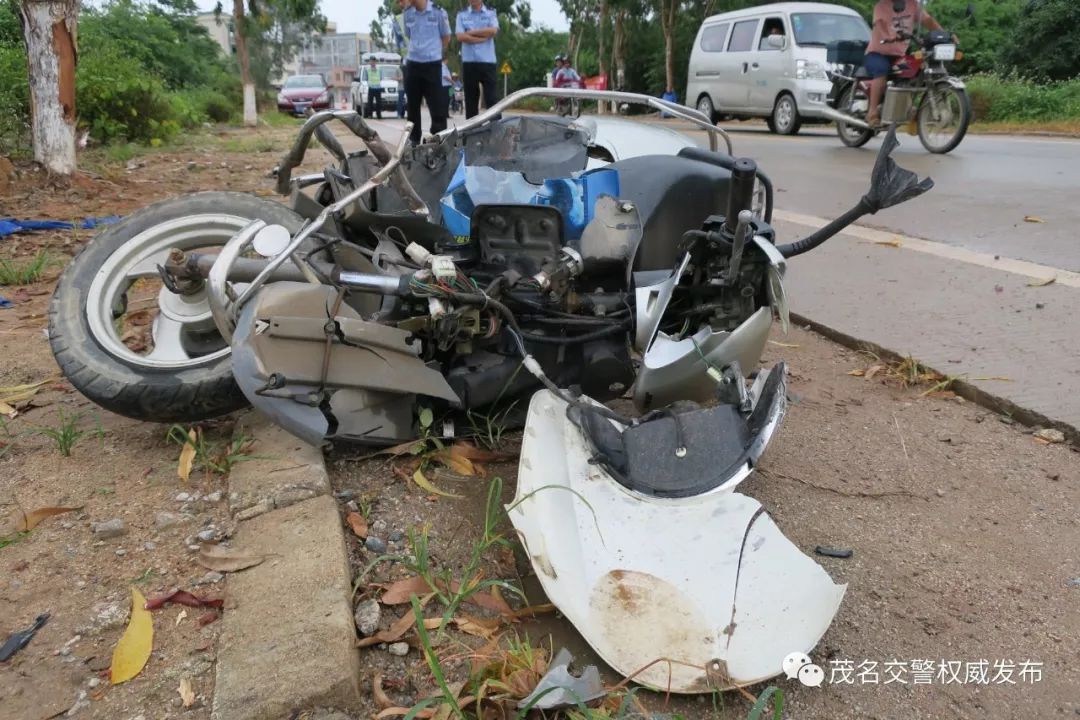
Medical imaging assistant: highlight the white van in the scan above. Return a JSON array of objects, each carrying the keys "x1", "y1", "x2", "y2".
[{"x1": 686, "y1": 2, "x2": 870, "y2": 135}]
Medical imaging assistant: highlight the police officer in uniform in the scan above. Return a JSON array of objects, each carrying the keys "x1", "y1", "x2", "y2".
[{"x1": 403, "y1": 0, "x2": 451, "y2": 144}]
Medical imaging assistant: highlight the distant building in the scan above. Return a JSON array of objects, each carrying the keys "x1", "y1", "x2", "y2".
[
  {"x1": 294, "y1": 32, "x2": 373, "y2": 94},
  {"x1": 196, "y1": 12, "x2": 232, "y2": 56},
  {"x1": 194, "y1": 14, "x2": 373, "y2": 95}
]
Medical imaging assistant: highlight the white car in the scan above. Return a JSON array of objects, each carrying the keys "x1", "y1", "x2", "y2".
[{"x1": 350, "y1": 64, "x2": 402, "y2": 118}]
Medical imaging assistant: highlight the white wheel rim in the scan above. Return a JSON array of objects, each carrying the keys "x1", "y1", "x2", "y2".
[{"x1": 86, "y1": 213, "x2": 254, "y2": 369}]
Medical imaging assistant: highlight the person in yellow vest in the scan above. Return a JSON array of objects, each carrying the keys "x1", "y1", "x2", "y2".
[{"x1": 393, "y1": 0, "x2": 411, "y2": 118}]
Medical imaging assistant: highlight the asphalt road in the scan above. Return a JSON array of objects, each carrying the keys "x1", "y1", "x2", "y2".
[
  {"x1": 699, "y1": 123, "x2": 1080, "y2": 272},
  {"x1": 361, "y1": 110, "x2": 1080, "y2": 271}
]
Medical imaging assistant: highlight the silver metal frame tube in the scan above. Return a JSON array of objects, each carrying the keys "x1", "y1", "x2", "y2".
[{"x1": 438, "y1": 87, "x2": 733, "y2": 155}]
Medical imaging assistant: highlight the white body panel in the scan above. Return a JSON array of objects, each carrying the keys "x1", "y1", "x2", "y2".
[{"x1": 509, "y1": 390, "x2": 846, "y2": 692}]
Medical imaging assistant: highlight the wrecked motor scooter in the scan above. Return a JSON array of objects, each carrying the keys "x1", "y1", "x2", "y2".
[{"x1": 48, "y1": 88, "x2": 932, "y2": 691}]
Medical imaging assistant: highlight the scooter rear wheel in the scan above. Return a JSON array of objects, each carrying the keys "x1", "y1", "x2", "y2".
[
  {"x1": 836, "y1": 86, "x2": 875, "y2": 148},
  {"x1": 48, "y1": 192, "x2": 306, "y2": 422}
]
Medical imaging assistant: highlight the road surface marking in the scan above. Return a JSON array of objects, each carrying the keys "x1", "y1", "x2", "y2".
[{"x1": 774, "y1": 208, "x2": 1080, "y2": 289}]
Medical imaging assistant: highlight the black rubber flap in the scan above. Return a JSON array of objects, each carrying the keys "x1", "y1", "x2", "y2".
[
  {"x1": 575, "y1": 362, "x2": 787, "y2": 498},
  {"x1": 619, "y1": 404, "x2": 750, "y2": 498}
]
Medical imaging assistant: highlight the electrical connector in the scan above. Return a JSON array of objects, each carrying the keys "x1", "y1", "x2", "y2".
[
  {"x1": 428, "y1": 297, "x2": 447, "y2": 318},
  {"x1": 405, "y1": 242, "x2": 432, "y2": 266},
  {"x1": 706, "y1": 366, "x2": 725, "y2": 385},
  {"x1": 431, "y1": 255, "x2": 456, "y2": 282}
]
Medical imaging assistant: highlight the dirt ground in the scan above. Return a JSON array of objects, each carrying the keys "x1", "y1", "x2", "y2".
[
  {"x1": 3, "y1": 123, "x2": 1079, "y2": 720},
  {"x1": 331, "y1": 326, "x2": 1080, "y2": 720}
]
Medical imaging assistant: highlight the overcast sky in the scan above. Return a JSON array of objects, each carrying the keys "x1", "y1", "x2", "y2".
[{"x1": 193, "y1": 0, "x2": 570, "y2": 34}]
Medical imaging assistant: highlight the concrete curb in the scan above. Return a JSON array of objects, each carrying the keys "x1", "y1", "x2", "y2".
[
  {"x1": 792, "y1": 312, "x2": 1079, "y2": 444},
  {"x1": 211, "y1": 412, "x2": 360, "y2": 720}
]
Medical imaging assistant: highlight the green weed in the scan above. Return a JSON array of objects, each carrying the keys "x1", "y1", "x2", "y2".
[
  {"x1": 167, "y1": 424, "x2": 255, "y2": 476},
  {"x1": 32, "y1": 409, "x2": 103, "y2": 457},
  {"x1": 0, "y1": 531, "x2": 28, "y2": 550},
  {"x1": 0, "y1": 250, "x2": 53, "y2": 286}
]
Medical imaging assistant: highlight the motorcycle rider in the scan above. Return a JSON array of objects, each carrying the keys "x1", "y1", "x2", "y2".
[{"x1": 866, "y1": 0, "x2": 945, "y2": 127}]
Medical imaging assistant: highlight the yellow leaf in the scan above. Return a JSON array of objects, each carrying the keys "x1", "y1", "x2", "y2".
[
  {"x1": 177, "y1": 429, "x2": 197, "y2": 481},
  {"x1": 847, "y1": 369, "x2": 865, "y2": 377},
  {"x1": 875, "y1": 239, "x2": 902, "y2": 248},
  {"x1": 15, "y1": 505, "x2": 82, "y2": 532},
  {"x1": 1027, "y1": 276, "x2": 1056, "y2": 287},
  {"x1": 432, "y1": 449, "x2": 475, "y2": 477},
  {"x1": 111, "y1": 588, "x2": 153, "y2": 685},
  {"x1": 864, "y1": 364, "x2": 885, "y2": 380},
  {"x1": 178, "y1": 677, "x2": 195, "y2": 707},
  {"x1": 453, "y1": 614, "x2": 503, "y2": 639},
  {"x1": 1023, "y1": 215, "x2": 1045, "y2": 224},
  {"x1": 412, "y1": 468, "x2": 461, "y2": 498},
  {"x1": 0, "y1": 400, "x2": 17, "y2": 417}
]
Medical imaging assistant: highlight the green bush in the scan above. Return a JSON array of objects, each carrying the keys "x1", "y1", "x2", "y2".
[
  {"x1": 76, "y1": 43, "x2": 179, "y2": 144},
  {"x1": 967, "y1": 74, "x2": 1080, "y2": 123},
  {"x1": 0, "y1": 43, "x2": 29, "y2": 153}
]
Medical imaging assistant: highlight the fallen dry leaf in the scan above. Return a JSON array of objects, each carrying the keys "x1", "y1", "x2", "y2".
[
  {"x1": 356, "y1": 611, "x2": 442, "y2": 648},
  {"x1": 875, "y1": 239, "x2": 903, "y2": 248},
  {"x1": 360, "y1": 439, "x2": 427, "y2": 460},
  {"x1": 373, "y1": 672, "x2": 395, "y2": 709},
  {"x1": 863, "y1": 364, "x2": 885, "y2": 381},
  {"x1": 0, "y1": 379, "x2": 52, "y2": 406},
  {"x1": 15, "y1": 505, "x2": 82, "y2": 532},
  {"x1": 449, "y1": 441, "x2": 516, "y2": 463},
  {"x1": 1027, "y1": 276, "x2": 1056, "y2": 287},
  {"x1": 381, "y1": 575, "x2": 436, "y2": 604},
  {"x1": 768, "y1": 341, "x2": 800, "y2": 348},
  {"x1": 346, "y1": 511, "x2": 368, "y2": 539},
  {"x1": 144, "y1": 589, "x2": 224, "y2": 610},
  {"x1": 196, "y1": 545, "x2": 268, "y2": 573},
  {"x1": 432, "y1": 449, "x2": 475, "y2": 477},
  {"x1": 1023, "y1": 215, "x2": 1045, "y2": 224},
  {"x1": 178, "y1": 677, "x2": 195, "y2": 708},
  {"x1": 196, "y1": 610, "x2": 219, "y2": 627},
  {"x1": 175, "y1": 609, "x2": 188, "y2": 627},
  {"x1": 0, "y1": 400, "x2": 16, "y2": 418},
  {"x1": 453, "y1": 614, "x2": 503, "y2": 640},
  {"x1": 111, "y1": 588, "x2": 153, "y2": 685},
  {"x1": 847, "y1": 369, "x2": 865, "y2": 377},
  {"x1": 177, "y1": 429, "x2": 197, "y2": 481},
  {"x1": 375, "y1": 709, "x2": 434, "y2": 719},
  {"x1": 411, "y1": 467, "x2": 462, "y2": 498}
]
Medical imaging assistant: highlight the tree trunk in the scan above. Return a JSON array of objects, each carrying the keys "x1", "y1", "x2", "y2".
[
  {"x1": 661, "y1": 0, "x2": 675, "y2": 94},
  {"x1": 613, "y1": 9, "x2": 626, "y2": 90},
  {"x1": 19, "y1": 0, "x2": 78, "y2": 175},
  {"x1": 233, "y1": 0, "x2": 256, "y2": 126},
  {"x1": 597, "y1": 0, "x2": 608, "y2": 113}
]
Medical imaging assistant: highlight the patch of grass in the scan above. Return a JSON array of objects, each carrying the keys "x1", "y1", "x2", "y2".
[
  {"x1": 220, "y1": 136, "x2": 283, "y2": 154},
  {"x1": 131, "y1": 567, "x2": 160, "y2": 585},
  {"x1": 32, "y1": 409, "x2": 103, "y2": 457},
  {"x1": 0, "y1": 250, "x2": 53, "y2": 286},
  {"x1": 466, "y1": 401, "x2": 518, "y2": 451},
  {"x1": 258, "y1": 111, "x2": 303, "y2": 128},
  {"x1": 0, "y1": 531, "x2": 29, "y2": 550},
  {"x1": 167, "y1": 424, "x2": 256, "y2": 476},
  {"x1": 967, "y1": 73, "x2": 1080, "y2": 125}
]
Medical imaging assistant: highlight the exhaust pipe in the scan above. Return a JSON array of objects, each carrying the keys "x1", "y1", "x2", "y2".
[{"x1": 818, "y1": 106, "x2": 873, "y2": 131}]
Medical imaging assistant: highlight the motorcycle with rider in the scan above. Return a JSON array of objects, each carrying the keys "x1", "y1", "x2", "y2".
[{"x1": 825, "y1": 0, "x2": 971, "y2": 154}]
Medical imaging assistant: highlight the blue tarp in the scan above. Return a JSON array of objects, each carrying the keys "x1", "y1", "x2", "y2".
[{"x1": 0, "y1": 216, "x2": 121, "y2": 238}]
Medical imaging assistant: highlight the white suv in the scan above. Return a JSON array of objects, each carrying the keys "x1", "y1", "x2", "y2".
[{"x1": 351, "y1": 64, "x2": 403, "y2": 118}]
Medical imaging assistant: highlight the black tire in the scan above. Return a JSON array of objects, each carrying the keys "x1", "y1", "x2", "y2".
[
  {"x1": 696, "y1": 94, "x2": 717, "y2": 124},
  {"x1": 836, "y1": 85, "x2": 875, "y2": 148},
  {"x1": 917, "y1": 85, "x2": 971, "y2": 154},
  {"x1": 49, "y1": 192, "x2": 305, "y2": 423},
  {"x1": 765, "y1": 115, "x2": 777, "y2": 133},
  {"x1": 771, "y1": 93, "x2": 801, "y2": 135}
]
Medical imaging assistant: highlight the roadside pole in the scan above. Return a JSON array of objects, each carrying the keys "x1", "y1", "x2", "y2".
[{"x1": 500, "y1": 61, "x2": 512, "y2": 98}]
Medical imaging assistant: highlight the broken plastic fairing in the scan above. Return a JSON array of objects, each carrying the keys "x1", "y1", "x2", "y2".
[{"x1": 508, "y1": 390, "x2": 846, "y2": 693}]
